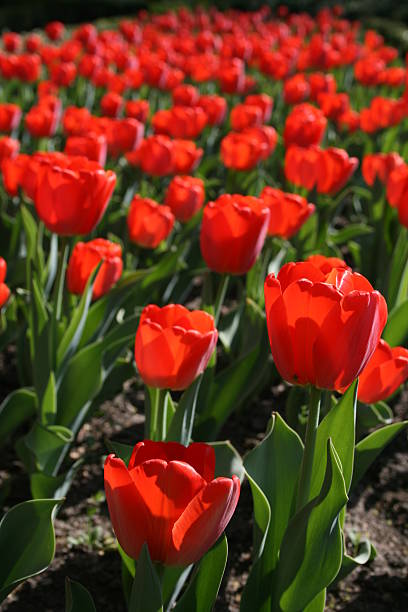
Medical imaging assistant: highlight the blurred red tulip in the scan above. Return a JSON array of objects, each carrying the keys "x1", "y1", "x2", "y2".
[
  {"x1": 164, "y1": 175, "x2": 205, "y2": 222},
  {"x1": 283, "y1": 103, "x2": 327, "y2": 148},
  {"x1": 64, "y1": 133, "x2": 107, "y2": 166},
  {"x1": 355, "y1": 339, "x2": 408, "y2": 404},
  {"x1": 0, "y1": 103, "x2": 21, "y2": 133},
  {"x1": 127, "y1": 195, "x2": 174, "y2": 248},
  {"x1": 260, "y1": 186, "x2": 315, "y2": 239}
]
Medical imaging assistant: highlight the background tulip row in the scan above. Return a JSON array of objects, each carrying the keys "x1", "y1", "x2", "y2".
[{"x1": 0, "y1": 4, "x2": 407, "y2": 612}]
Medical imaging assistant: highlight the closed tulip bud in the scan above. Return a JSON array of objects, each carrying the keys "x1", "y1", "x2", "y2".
[
  {"x1": 0, "y1": 103, "x2": 22, "y2": 133},
  {"x1": 104, "y1": 440, "x2": 240, "y2": 565},
  {"x1": 354, "y1": 339, "x2": 408, "y2": 404},
  {"x1": 164, "y1": 175, "x2": 205, "y2": 222},
  {"x1": 67, "y1": 238, "x2": 123, "y2": 301},
  {"x1": 50, "y1": 62, "x2": 77, "y2": 87},
  {"x1": 135, "y1": 304, "x2": 218, "y2": 390},
  {"x1": 34, "y1": 155, "x2": 116, "y2": 236},
  {"x1": 260, "y1": 187, "x2": 315, "y2": 239},
  {"x1": 283, "y1": 74, "x2": 310, "y2": 105},
  {"x1": 127, "y1": 195, "x2": 174, "y2": 248},
  {"x1": 264, "y1": 262, "x2": 388, "y2": 390},
  {"x1": 200, "y1": 194, "x2": 270, "y2": 274},
  {"x1": 45, "y1": 21, "x2": 65, "y2": 41},
  {"x1": 196, "y1": 95, "x2": 227, "y2": 126},
  {"x1": 101, "y1": 92, "x2": 124, "y2": 118},
  {"x1": 3, "y1": 32, "x2": 21, "y2": 53},
  {"x1": 25, "y1": 105, "x2": 59, "y2": 138},
  {"x1": 63, "y1": 106, "x2": 92, "y2": 136},
  {"x1": 230, "y1": 103, "x2": 263, "y2": 131},
  {"x1": 64, "y1": 134, "x2": 107, "y2": 166},
  {"x1": 172, "y1": 84, "x2": 200, "y2": 106},
  {"x1": 244, "y1": 94, "x2": 273, "y2": 122},
  {"x1": 283, "y1": 103, "x2": 327, "y2": 148},
  {"x1": 221, "y1": 131, "x2": 268, "y2": 171},
  {"x1": 316, "y1": 147, "x2": 358, "y2": 194},
  {"x1": 0, "y1": 137, "x2": 19, "y2": 169},
  {"x1": 125, "y1": 99, "x2": 150, "y2": 123}
]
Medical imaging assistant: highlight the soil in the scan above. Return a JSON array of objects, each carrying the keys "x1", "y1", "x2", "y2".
[{"x1": 0, "y1": 352, "x2": 407, "y2": 612}]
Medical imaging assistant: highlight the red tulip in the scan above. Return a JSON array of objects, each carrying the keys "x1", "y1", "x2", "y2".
[
  {"x1": 196, "y1": 95, "x2": 227, "y2": 126},
  {"x1": 0, "y1": 256, "x2": 10, "y2": 308},
  {"x1": 67, "y1": 238, "x2": 123, "y2": 300},
  {"x1": 317, "y1": 92, "x2": 350, "y2": 121},
  {"x1": 221, "y1": 131, "x2": 267, "y2": 171},
  {"x1": 50, "y1": 62, "x2": 76, "y2": 87},
  {"x1": 362, "y1": 153, "x2": 404, "y2": 186},
  {"x1": 309, "y1": 72, "x2": 337, "y2": 101},
  {"x1": 101, "y1": 92, "x2": 124, "y2": 118},
  {"x1": 284, "y1": 145, "x2": 321, "y2": 191},
  {"x1": 104, "y1": 440, "x2": 240, "y2": 565},
  {"x1": 3, "y1": 33, "x2": 21, "y2": 53},
  {"x1": 152, "y1": 106, "x2": 207, "y2": 139},
  {"x1": 45, "y1": 21, "x2": 65, "y2": 41},
  {"x1": 244, "y1": 94, "x2": 273, "y2": 122},
  {"x1": 305, "y1": 254, "x2": 349, "y2": 275},
  {"x1": 25, "y1": 104, "x2": 59, "y2": 138},
  {"x1": 63, "y1": 106, "x2": 91, "y2": 136},
  {"x1": 127, "y1": 135, "x2": 175, "y2": 176},
  {"x1": 283, "y1": 74, "x2": 310, "y2": 105},
  {"x1": 172, "y1": 84, "x2": 200, "y2": 106},
  {"x1": 125, "y1": 100, "x2": 150, "y2": 123},
  {"x1": 34, "y1": 155, "x2": 116, "y2": 236},
  {"x1": 0, "y1": 103, "x2": 22, "y2": 133},
  {"x1": 65, "y1": 134, "x2": 107, "y2": 166},
  {"x1": 260, "y1": 187, "x2": 315, "y2": 239},
  {"x1": 355, "y1": 339, "x2": 408, "y2": 404},
  {"x1": 127, "y1": 196, "x2": 174, "y2": 248},
  {"x1": 264, "y1": 262, "x2": 387, "y2": 390},
  {"x1": 25, "y1": 34, "x2": 42, "y2": 53},
  {"x1": 164, "y1": 175, "x2": 205, "y2": 222},
  {"x1": 93, "y1": 117, "x2": 144, "y2": 158},
  {"x1": 173, "y1": 139, "x2": 203, "y2": 174},
  {"x1": 242, "y1": 125, "x2": 277, "y2": 160},
  {"x1": 200, "y1": 194, "x2": 270, "y2": 274},
  {"x1": 283, "y1": 103, "x2": 327, "y2": 148},
  {"x1": 135, "y1": 304, "x2": 218, "y2": 390},
  {"x1": 230, "y1": 104, "x2": 263, "y2": 131},
  {"x1": 316, "y1": 147, "x2": 358, "y2": 194},
  {"x1": 387, "y1": 163, "x2": 408, "y2": 227}
]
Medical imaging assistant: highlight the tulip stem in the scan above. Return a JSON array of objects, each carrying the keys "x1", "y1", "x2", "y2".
[
  {"x1": 50, "y1": 236, "x2": 69, "y2": 370},
  {"x1": 296, "y1": 386, "x2": 321, "y2": 511},
  {"x1": 146, "y1": 387, "x2": 168, "y2": 441},
  {"x1": 214, "y1": 274, "x2": 229, "y2": 325}
]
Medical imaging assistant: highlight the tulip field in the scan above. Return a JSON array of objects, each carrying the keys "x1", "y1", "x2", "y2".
[{"x1": 0, "y1": 4, "x2": 408, "y2": 611}]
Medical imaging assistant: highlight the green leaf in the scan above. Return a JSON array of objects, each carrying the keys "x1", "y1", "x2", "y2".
[
  {"x1": 241, "y1": 414, "x2": 303, "y2": 612},
  {"x1": 357, "y1": 401, "x2": 393, "y2": 430},
  {"x1": 30, "y1": 459, "x2": 82, "y2": 500},
  {"x1": 304, "y1": 590, "x2": 326, "y2": 612},
  {"x1": 351, "y1": 421, "x2": 408, "y2": 489},
  {"x1": 21, "y1": 205, "x2": 38, "y2": 263},
  {"x1": 387, "y1": 227, "x2": 408, "y2": 310},
  {"x1": 0, "y1": 388, "x2": 36, "y2": 447},
  {"x1": 41, "y1": 371, "x2": 57, "y2": 426},
  {"x1": 166, "y1": 376, "x2": 202, "y2": 446},
  {"x1": 173, "y1": 535, "x2": 228, "y2": 612},
  {"x1": 210, "y1": 440, "x2": 245, "y2": 481},
  {"x1": 65, "y1": 577, "x2": 96, "y2": 612},
  {"x1": 309, "y1": 381, "x2": 357, "y2": 499},
  {"x1": 383, "y1": 299, "x2": 408, "y2": 346},
  {"x1": 20, "y1": 422, "x2": 73, "y2": 476},
  {"x1": 335, "y1": 537, "x2": 376, "y2": 583},
  {"x1": 106, "y1": 440, "x2": 133, "y2": 465},
  {"x1": 129, "y1": 544, "x2": 163, "y2": 612},
  {"x1": 329, "y1": 224, "x2": 373, "y2": 245},
  {"x1": 275, "y1": 440, "x2": 348, "y2": 612},
  {"x1": 0, "y1": 498, "x2": 62, "y2": 602}
]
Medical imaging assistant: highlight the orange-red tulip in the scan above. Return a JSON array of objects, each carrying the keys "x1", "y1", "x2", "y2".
[
  {"x1": 104, "y1": 440, "x2": 240, "y2": 565},
  {"x1": 260, "y1": 187, "x2": 315, "y2": 239},
  {"x1": 0, "y1": 103, "x2": 22, "y2": 133},
  {"x1": 230, "y1": 103, "x2": 263, "y2": 131},
  {"x1": 264, "y1": 262, "x2": 387, "y2": 390},
  {"x1": 200, "y1": 194, "x2": 270, "y2": 274},
  {"x1": 127, "y1": 196, "x2": 174, "y2": 248},
  {"x1": 67, "y1": 238, "x2": 123, "y2": 300},
  {"x1": 135, "y1": 304, "x2": 218, "y2": 390},
  {"x1": 283, "y1": 103, "x2": 327, "y2": 148},
  {"x1": 362, "y1": 153, "x2": 404, "y2": 186},
  {"x1": 0, "y1": 137, "x2": 19, "y2": 168},
  {"x1": 196, "y1": 95, "x2": 227, "y2": 126},
  {"x1": 0, "y1": 257, "x2": 10, "y2": 308},
  {"x1": 355, "y1": 339, "x2": 408, "y2": 404},
  {"x1": 64, "y1": 134, "x2": 107, "y2": 166},
  {"x1": 164, "y1": 175, "x2": 205, "y2": 222}
]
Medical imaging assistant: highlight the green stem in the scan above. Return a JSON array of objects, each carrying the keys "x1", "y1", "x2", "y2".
[
  {"x1": 50, "y1": 236, "x2": 69, "y2": 369},
  {"x1": 145, "y1": 387, "x2": 168, "y2": 441},
  {"x1": 214, "y1": 274, "x2": 229, "y2": 326},
  {"x1": 296, "y1": 386, "x2": 321, "y2": 511}
]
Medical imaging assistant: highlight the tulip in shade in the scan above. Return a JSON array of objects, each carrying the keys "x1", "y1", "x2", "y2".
[
  {"x1": 356, "y1": 339, "x2": 408, "y2": 404},
  {"x1": 200, "y1": 194, "x2": 270, "y2": 275},
  {"x1": 34, "y1": 155, "x2": 116, "y2": 236},
  {"x1": 264, "y1": 262, "x2": 387, "y2": 390},
  {"x1": 362, "y1": 153, "x2": 404, "y2": 186},
  {"x1": 0, "y1": 257, "x2": 10, "y2": 308},
  {"x1": 127, "y1": 196, "x2": 175, "y2": 248},
  {"x1": 164, "y1": 175, "x2": 205, "y2": 222},
  {"x1": 104, "y1": 441, "x2": 240, "y2": 565},
  {"x1": 135, "y1": 304, "x2": 218, "y2": 390},
  {"x1": 67, "y1": 239, "x2": 123, "y2": 301},
  {"x1": 260, "y1": 187, "x2": 315, "y2": 239}
]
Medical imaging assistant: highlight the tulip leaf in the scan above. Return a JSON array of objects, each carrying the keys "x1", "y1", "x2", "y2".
[
  {"x1": 129, "y1": 543, "x2": 163, "y2": 612},
  {"x1": 18, "y1": 421, "x2": 73, "y2": 476},
  {"x1": 335, "y1": 536, "x2": 376, "y2": 583},
  {"x1": 166, "y1": 376, "x2": 202, "y2": 446},
  {"x1": 383, "y1": 299, "x2": 408, "y2": 347},
  {"x1": 210, "y1": 440, "x2": 245, "y2": 482},
  {"x1": 30, "y1": 459, "x2": 83, "y2": 500},
  {"x1": 173, "y1": 534, "x2": 228, "y2": 612},
  {"x1": 56, "y1": 262, "x2": 102, "y2": 372},
  {"x1": 387, "y1": 227, "x2": 408, "y2": 310},
  {"x1": 329, "y1": 223, "x2": 373, "y2": 245},
  {"x1": 357, "y1": 401, "x2": 393, "y2": 430},
  {"x1": 0, "y1": 387, "x2": 36, "y2": 447},
  {"x1": 107, "y1": 440, "x2": 134, "y2": 466},
  {"x1": 21, "y1": 205, "x2": 38, "y2": 263},
  {"x1": 275, "y1": 440, "x2": 347, "y2": 612},
  {"x1": 240, "y1": 413, "x2": 303, "y2": 612},
  {"x1": 309, "y1": 381, "x2": 357, "y2": 500},
  {"x1": 351, "y1": 420, "x2": 408, "y2": 489},
  {"x1": 65, "y1": 577, "x2": 96, "y2": 612},
  {"x1": 304, "y1": 590, "x2": 326, "y2": 612},
  {"x1": 0, "y1": 498, "x2": 62, "y2": 602},
  {"x1": 40, "y1": 371, "x2": 57, "y2": 426}
]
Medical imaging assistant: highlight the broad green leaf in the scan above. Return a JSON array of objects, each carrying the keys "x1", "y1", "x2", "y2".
[
  {"x1": 107, "y1": 440, "x2": 133, "y2": 466},
  {"x1": 329, "y1": 224, "x2": 373, "y2": 245},
  {"x1": 275, "y1": 440, "x2": 348, "y2": 612},
  {"x1": 65, "y1": 577, "x2": 96, "y2": 612},
  {"x1": 357, "y1": 401, "x2": 393, "y2": 430},
  {"x1": 383, "y1": 299, "x2": 408, "y2": 346},
  {"x1": 129, "y1": 544, "x2": 163, "y2": 612},
  {"x1": 241, "y1": 414, "x2": 303, "y2": 612},
  {"x1": 309, "y1": 381, "x2": 357, "y2": 499},
  {"x1": 304, "y1": 590, "x2": 326, "y2": 612},
  {"x1": 0, "y1": 388, "x2": 36, "y2": 447},
  {"x1": 351, "y1": 421, "x2": 408, "y2": 489},
  {"x1": 21, "y1": 422, "x2": 73, "y2": 476},
  {"x1": 210, "y1": 440, "x2": 245, "y2": 481},
  {"x1": 30, "y1": 459, "x2": 82, "y2": 500},
  {"x1": 41, "y1": 371, "x2": 57, "y2": 426},
  {"x1": 335, "y1": 537, "x2": 376, "y2": 583},
  {"x1": 387, "y1": 227, "x2": 408, "y2": 310},
  {"x1": 21, "y1": 205, "x2": 38, "y2": 263},
  {"x1": 0, "y1": 498, "x2": 62, "y2": 602},
  {"x1": 173, "y1": 535, "x2": 228, "y2": 612},
  {"x1": 166, "y1": 376, "x2": 202, "y2": 446}
]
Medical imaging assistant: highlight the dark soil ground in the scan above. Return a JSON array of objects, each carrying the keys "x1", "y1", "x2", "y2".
[{"x1": 0, "y1": 346, "x2": 407, "y2": 612}]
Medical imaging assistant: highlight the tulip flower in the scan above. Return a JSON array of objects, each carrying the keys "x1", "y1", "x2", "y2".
[
  {"x1": 135, "y1": 304, "x2": 218, "y2": 391},
  {"x1": 230, "y1": 104, "x2": 263, "y2": 131},
  {"x1": 64, "y1": 134, "x2": 107, "y2": 166},
  {"x1": 0, "y1": 257, "x2": 10, "y2": 308},
  {"x1": 362, "y1": 153, "x2": 404, "y2": 186},
  {"x1": 264, "y1": 262, "x2": 387, "y2": 390},
  {"x1": 305, "y1": 254, "x2": 349, "y2": 274},
  {"x1": 34, "y1": 155, "x2": 116, "y2": 236},
  {"x1": 45, "y1": 21, "x2": 65, "y2": 41},
  {"x1": 104, "y1": 440, "x2": 240, "y2": 565},
  {"x1": 283, "y1": 74, "x2": 310, "y2": 105},
  {"x1": 172, "y1": 84, "x2": 200, "y2": 106},
  {"x1": 200, "y1": 194, "x2": 270, "y2": 275},
  {"x1": 172, "y1": 139, "x2": 203, "y2": 174},
  {"x1": 244, "y1": 94, "x2": 273, "y2": 122},
  {"x1": 283, "y1": 103, "x2": 327, "y2": 148},
  {"x1": 66, "y1": 238, "x2": 123, "y2": 300},
  {"x1": 152, "y1": 106, "x2": 207, "y2": 139},
  {"x1": 386, "y1": 164, "x2": 408, "y2": 227},
  {"x1": 0, "y1": 103, "x2": 22, "y2": 133},
  {"x1": 25, "y1": 105, "x2": 59, "y2": 138},
  {"x1": 260, "y1": 187, "x2": 315, "y2": 239},
  {"x1": 196, "y1": 95, "x2": 227, "y2": 126},
  {"x1": 125, "y1": 99, "x2": 150, "y2": 123},
  {"x1": 127, "y1": 135, "x2": 174, "y2": 176},
  {"x1": 355, "y1": 339, "x2": 408, "y2": 404},
  {"x1": 316, "y1": 147, "x2": 358, "y2": 194},
  {"x1": 0, "y1": 137, "x2": 19, "y2": 168},
  {"x1": 220, "y1": 131, "x2": 268, "y2": 171},
  {"x1": 164, "y1": 175, "x2": 205, "y2": 222},
  {"x1": 100, "y1": 92, "x2": 124, "y2": 118},
  {"x1": 127, "y1": 196, "x2": 175, "y2": 248}
]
